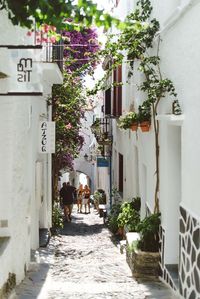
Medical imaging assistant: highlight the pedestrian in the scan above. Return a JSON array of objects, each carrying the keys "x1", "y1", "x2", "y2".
[
  {"x1": 59, "y1": 182, "x2": 76, "y2": 222},
  {"x1": 77, "y1": 183, "x2": 84, "y2": 213},
  {"x1": 81, "y1": 184, "x2": 91, "y2": 214}
]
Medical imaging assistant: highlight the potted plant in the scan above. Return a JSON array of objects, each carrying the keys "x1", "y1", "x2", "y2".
[
  {"x1": 126, "y1": 212, "x2": 161, "y2": 279},
  {"x1": 117, "y1": 201, "x2": 140, "y2": 237},
  {"x1": 98, "y1": 137, "x2": 112, "y2": 146},
  {"x1": 136, "y1": 212, "x2": 161, "y2": 252},
  {"x1": 130, "y1": 197, "x2": 141, "y2": 212},
  {"x1": 51, "y1": 203, "x2": 64, "y2": 235},
  {"x1": 91, "y1": 118, "x2": 101, "y2": 136},
  {"x1": 138, "y1": 101, "x2": 151, "y2": 132},
  {"x1": 118, "y1": 111, "x2": 138, "y2": 131},
  {"x1": 107, "y1": 203, "x2": 122, "y2": 234},
  {"x1": 97, "y1": 132, "x2": 112, "y2": 146},
  {"x1": 93, "y1": 190, "x2": 101, "y2": 210}
]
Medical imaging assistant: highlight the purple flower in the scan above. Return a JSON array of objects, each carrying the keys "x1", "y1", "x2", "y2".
[{"x1": 62, "y1": 28, "x2": 100, "y2": 74}]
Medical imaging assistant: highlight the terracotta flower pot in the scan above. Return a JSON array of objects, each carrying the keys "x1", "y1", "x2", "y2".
[
  {"x1": 130, "y1": 122, "x2": 138, "y2": 131},
  {"x1": 139, "y1": 121, "x2": 151, "y2": 132},
  {"x1": 117, "y1": 227, "x2": 124, "y2": 237}
]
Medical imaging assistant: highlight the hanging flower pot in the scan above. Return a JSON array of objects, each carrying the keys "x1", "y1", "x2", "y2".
[
  {"x1": 98, "y1": 139, "x2": 112, "y2": 146},
  {"x1": 139, "y1": 121, "x2": 151, "y2": 132},
  {"x1": 138, "y1": 102, "x2": 151, "y2": 132},
  {"x1": 118, "y1": 111, "x2": 138, "y2": 130},
  {"x1": 130, "y1": 122, "x2": 138, "y2": 131}
]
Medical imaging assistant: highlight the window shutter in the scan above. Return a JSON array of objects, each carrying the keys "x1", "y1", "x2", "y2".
[
  {"x1": 105, "y1": 88, "x2": 111, "y2": 115},
  {"x1": 118, "y1": 153, "x2": 123, "y2": 193},
  {"x1": 112, "y1": 65, "x2": 122, "y2": 117}
]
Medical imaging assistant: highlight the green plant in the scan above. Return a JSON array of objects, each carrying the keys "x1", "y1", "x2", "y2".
[
  {"x1": 97, "y1": 136, "x2": 112, "y2": 146},
  {"x1": 1, "y1": 0, "x2": 119, "y2": 30},
  {"x1": 138, "y1": 101, "x2": 151, "y2": 122},
  {"x1": 107, "y1": 204, "x2": 122, "y2": 233},
  {"x1": 137, "y1": 212, "x2": 161, "y2": 252},
  {"x1": 52, "y1": 204, "x2": 64, "y2": 231},
  {"x1": 89, "y1": 0, "x2": 178, "y2": 213},
  {"x1": 93, "y1": 189, "x2": 106, "y2": 206},
  {"x1": 117, "y1": 202, "x2": 140, "y2": 232},
  {"x1": 127, "y1": 240, "x2": 139, "y2": 253},
  {"x1": 118, "y1": 111, "x2": 138, "y2": 130},
  {"x1": 91, "y1": 118, "x2": 100, "y2": 126},
  {"x1": 131, "y1": 197, "x2": 141, "y2": 212}
]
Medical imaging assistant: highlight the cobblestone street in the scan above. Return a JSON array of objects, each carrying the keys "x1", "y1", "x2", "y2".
[{"x1": 11, "y1": 207, "x2": 179, "y2": 299}]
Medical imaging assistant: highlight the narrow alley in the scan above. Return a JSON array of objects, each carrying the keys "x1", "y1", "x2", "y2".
[{"x1": 11, "y1": 208, "x2": 178, "y2": 299}]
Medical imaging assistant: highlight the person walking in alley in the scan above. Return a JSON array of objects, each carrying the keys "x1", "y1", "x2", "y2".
[
  {"x1": 81, "y1": 184, "x2": 91, "y2": 214},
  {"x1": 60, "y1": 182, "x2": 76, "y2": 222},
  {"x1": 77, "y1": 183, "x2": 84, "y2": 213}
]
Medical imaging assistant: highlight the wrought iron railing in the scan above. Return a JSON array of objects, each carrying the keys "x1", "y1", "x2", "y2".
[
  {"x1": 52, "y1": 40, "x2": 64, "y2": 72},
  {"x1": 45, "y1": 41, "x2": 64, "y2": 73}
]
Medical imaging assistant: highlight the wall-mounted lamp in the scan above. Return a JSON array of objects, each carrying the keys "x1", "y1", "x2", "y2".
[{"x1": 84, "y1": 153, "x2": 89, "y2": 161}]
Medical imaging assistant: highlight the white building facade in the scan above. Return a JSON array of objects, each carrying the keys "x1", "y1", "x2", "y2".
[
  {"x1": 0, "y1": 11, "x2": 62, "y2": 296},
  {"x1": 100, "y1": 0, "x2": 200, "y2": 298},
  {"x1": 73, "y1": 109, "x2": 96, "y2": 192}
]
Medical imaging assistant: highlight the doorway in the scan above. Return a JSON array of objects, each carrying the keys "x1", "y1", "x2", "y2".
[{"x1": 164, "y1": 125, "x2": 181, "y2": 284}]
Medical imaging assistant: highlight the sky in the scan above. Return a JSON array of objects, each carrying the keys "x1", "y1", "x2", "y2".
[
  {"x1": 83, "y1": 0, "x2": 118, "y2": 90},
  {"x1": 84, "y1": 1, "x2": 114, "y2": 89},
  {"x1": 93, "y1": 0, "x2": 113, "y2": 12}
]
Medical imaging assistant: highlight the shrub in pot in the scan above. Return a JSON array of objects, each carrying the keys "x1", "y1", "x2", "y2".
[
  {"x1": 138, "y1": 101, "x2": 151, "y2": 132},
  {"x1": 117, "y1": 201, "x2": 140, "y2": 233},
  {"x1": 136, "y1": 212, "x2": 161, "y2": 252},
  {"x1": 107, "y1": 204, "x2": 122, "y2": 234},
  {"x1": 51, "y1": 203, "x2": 64, "y2": 234},
  {"x1": 130, "y1": 197, "x2": 141, "y2": 212},
  {"x1": 118, "y1": 111, "x2": 138, "y2": 130}
]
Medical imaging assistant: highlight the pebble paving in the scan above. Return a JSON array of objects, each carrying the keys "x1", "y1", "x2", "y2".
[{"x1": 11, "y1": 207, "x2": 179, "y2": 299}]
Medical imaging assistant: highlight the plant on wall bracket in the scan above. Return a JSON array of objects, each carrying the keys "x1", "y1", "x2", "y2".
[
  {"x1": 139, "y1": 53, "x2": 177, "y2": 212},
  {"x1": 118, "y1": 111, "x2": 138, "y2": 131}
]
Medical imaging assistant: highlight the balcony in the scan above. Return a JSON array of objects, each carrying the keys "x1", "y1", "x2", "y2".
[
  {"x1": 45, "y1": 40, "x2": 64, "y2": 73},
  {"x1": 91, "y1": 117, "x2": 112, "y2": 140},
  {"x1": 91, "y1": 117, "x2": 113, "y2": 157}
]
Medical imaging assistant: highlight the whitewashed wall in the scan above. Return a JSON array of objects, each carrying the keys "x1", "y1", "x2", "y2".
[
  {"x1": 112, "y1": 0, "x2": 200, "y2": 224},
  {"x1": 74, "y1": 110, "x2": 95, "y2": 193},
  {"x1": 111, "y1": 1, "x2": 200, "y2": 297},
  {"x1": 0, "y1": 10, "x2": 62, "y2": 292}
]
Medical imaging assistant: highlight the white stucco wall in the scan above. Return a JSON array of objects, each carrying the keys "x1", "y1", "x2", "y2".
[
  {"x1": 0, "y1": 10, "x2": 62, "y2": 290},
  {"x1": 111, "y1": 0, "x2": 200, "y2": 271},
  {"x1": 158, "y1": 1, "x2": 200, "y2": 214},
  {"x1": 74, "y1": 110, "x2": 95, "y2": 192}
]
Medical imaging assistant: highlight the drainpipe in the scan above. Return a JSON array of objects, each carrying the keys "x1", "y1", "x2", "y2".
[
  {"x1": 47, "y1": 101, "x2": 52, "y2": 227},
  {"x1": 158, "y1": 0, "x2": 199, "y2": 37},
  {"x1": 109, "y1": 153, "x2": 112, "y2": 210},
  {"x1": 109, "y1": 118, "x2": 113, "y2": 210}
]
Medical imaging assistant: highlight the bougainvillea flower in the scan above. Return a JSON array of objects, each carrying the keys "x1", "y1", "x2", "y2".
[{"x1": 66, "y1": 123, "x2": 72, "y2": 129}]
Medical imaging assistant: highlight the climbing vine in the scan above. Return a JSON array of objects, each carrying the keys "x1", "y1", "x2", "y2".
[
  {"x1": 89, "y1": 0, "x2": 178, "y2": 213},
  {"x1": 50, "y1": 27, "x2": 100, "y2": 201},
  {"x1": 0, "y1": 0, "x2": 118, "y2": 30}
]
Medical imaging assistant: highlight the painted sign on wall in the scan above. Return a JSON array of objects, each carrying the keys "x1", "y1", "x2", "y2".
[
  {"x1": 0, "y1": 47, "x2": 43, "y2": 94},
  {"x1": 39, "y1": 121, "x2": 55, "y2": 153},
  {"x1": 97, "y1": 157, "x2": 109, "y2": 167},
  {"x1": 17, "y1": 58, "x2": 33, "y2": 82}
]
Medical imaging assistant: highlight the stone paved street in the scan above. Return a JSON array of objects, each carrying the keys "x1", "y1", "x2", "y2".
[{"x1": 10, "y1": 207, "x2": 179, "y2": 299}]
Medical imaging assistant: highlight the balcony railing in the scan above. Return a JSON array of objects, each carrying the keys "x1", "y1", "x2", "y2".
[
  {"x1": 99, "y1": 117, "x2": 111, "y2": 135},
  {"x1": 45, "y1": 41, "x2": 64, "y2": 73},
  {"x1": 91, "y1": 117, "x2": 113, "y2": 157}
]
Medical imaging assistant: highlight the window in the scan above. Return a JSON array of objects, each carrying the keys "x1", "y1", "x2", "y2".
[
  {"x1": 118, "y1": 153, "x2": 123, "y2": 194},
  {"x1": 113, "y1": 65, "x2": 122, "y2": 117},
  {"x1": 105, "y1": 88, "x2": 111, "y2": 115}
]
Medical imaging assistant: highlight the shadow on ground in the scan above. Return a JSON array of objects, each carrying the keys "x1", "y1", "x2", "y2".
[
  {"x1": 61, "y1": 218, "x2": 105, "y2": 236},
  {"x1": 13, "y1": 263, "x2": 50, "y2": 299}
]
